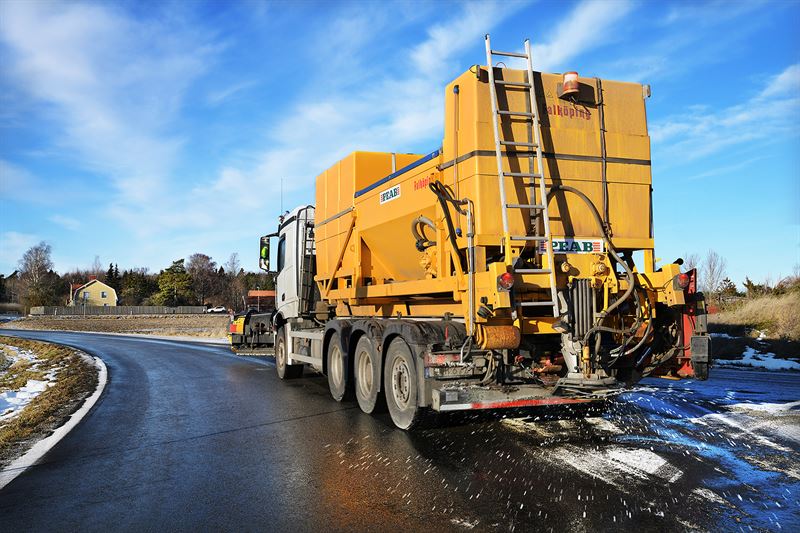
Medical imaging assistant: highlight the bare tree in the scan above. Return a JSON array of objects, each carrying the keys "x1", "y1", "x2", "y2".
[
  {"x1": 18, "y1": 242, "x2": 59, "y2": 308},
  {"x1": 682, "y1": 253, "x2": 700, "y2": 273},
  {"x1": 700, "y1": 249, "x2": 727, "y2": 296},
  {"x1": 90, "y1": 255, "x2": 104, "y2": 280},
  {"x1": 223, "y1": 253, "x2": 245, "y2": 310},
  {"x1": 187, "y1": 253, "x2": 218, "y2": 306}
]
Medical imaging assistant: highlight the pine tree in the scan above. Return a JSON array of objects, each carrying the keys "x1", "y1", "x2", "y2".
[{"x1": 153, "y1": 259, "x2": 194, "y2": 306}]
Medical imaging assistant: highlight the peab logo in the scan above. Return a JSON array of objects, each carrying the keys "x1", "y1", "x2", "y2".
[
  {"x1": 380, "y1": 185, "x2": 401, "y2": 204},
  {"x1": 539, "y1": 238, "x2": 604, "y2": 254}
]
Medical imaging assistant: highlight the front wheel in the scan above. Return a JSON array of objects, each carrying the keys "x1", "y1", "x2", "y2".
[
  {"x1": 276, "y1": 329, "x2": 303, "y2": 379},
  {"x1": 383, "y1": 338, "x2": 421, "y2": 430}
]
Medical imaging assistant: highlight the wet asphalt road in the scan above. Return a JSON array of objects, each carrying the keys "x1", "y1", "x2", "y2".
[{"x1": 0, "y1": 330, "x2": 798, "y2": 532}]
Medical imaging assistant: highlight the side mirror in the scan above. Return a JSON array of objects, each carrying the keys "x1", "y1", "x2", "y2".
[{"x1": 259, "y1": 236, "x2": 270, "y2": 272}]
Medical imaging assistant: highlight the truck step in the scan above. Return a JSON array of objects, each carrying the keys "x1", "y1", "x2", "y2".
[
  {"x1": 515, "y1": 268, "x2": 551, "y2": 274},
  {"x1": 497, "y1": 110, "x2": 534, "y2": 118},
  {"x1": 500, "y1": 140, "x2": 538, "y2": 147},
  {"x1": 495, "y1": 80, "x2": 531, "y2": 88},
  {"x1": 518, "y1": 301, "x2": 556, "y2": 307},
  {"x1": 503, "y1": 171, "x2": 542, "y2": 178},
  {"x1": 490, "y1": 49, "x2": 527, "y2": 58},
  {"x1": 506, "y1": 203, "x2": 544, "y2": 210}
]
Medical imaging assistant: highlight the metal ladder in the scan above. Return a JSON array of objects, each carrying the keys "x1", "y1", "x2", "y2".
[
  {"x1": 298, "y1": 211, "x2": 317, "y2": 316},
  {"x1": 484, "y1": 34, "x2": 558, "y2": 318}
]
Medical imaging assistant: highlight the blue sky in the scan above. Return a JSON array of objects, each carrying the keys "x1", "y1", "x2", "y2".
[{"x1": 1, "y1": 0, "x2": 798, "y2": 286}]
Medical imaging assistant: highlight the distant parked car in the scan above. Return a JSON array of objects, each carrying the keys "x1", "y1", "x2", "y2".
[{"x1": 206, "y1": 306, "x2": 227, "y2": 314}]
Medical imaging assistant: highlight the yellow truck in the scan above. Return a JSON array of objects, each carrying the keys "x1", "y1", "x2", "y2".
[{"x1": 234, "y1": 36, "x2": 711, "y2": 429}]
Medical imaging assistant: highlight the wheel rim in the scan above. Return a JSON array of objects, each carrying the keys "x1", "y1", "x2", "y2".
[
  {"x1": 330, "y1": 345, "x2": 342, "y2": 388},
  {"x1": 391, "y1": 357, "x2": 411, "y2": 409},
  {"x1": 357, "y1": 349, "x2": 372, "y2": 398},
  {"x1": 277, "y1": 338, "x2": 285, "y2": 370}
]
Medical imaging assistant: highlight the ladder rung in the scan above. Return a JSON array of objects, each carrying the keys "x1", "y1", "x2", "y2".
[
  {"x1": 491, "y1": 50, "x2": 527, "y2": 59},
  {"x1": 506, "y1": 203, "x2": 545, "y2": 210},
  {"x1": 519, "y1": 301, "x2": 556, "y2": 307},
  {"x1": 495, "y1": 80, "x2": 531, "y2": 88},
  {"x1": 497, "y1": 110, "x2": 534, "y2": 117},
  {"x1": 510, "y1": 235, "x2": 547, "y2": 241},
  {"x1": 503, "y1": 172, "x2": 542, "y2": 178},
  {"x1": 500, "y1": 141, "x2": 537, "y2": 147},
  {"x1": 515, "y1": 269, "x2": 551, "y2": 274}
]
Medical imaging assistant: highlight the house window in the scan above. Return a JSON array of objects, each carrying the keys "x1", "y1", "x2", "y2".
[
  {"x1": 101, "y1": 291, "x2": 107, "y2": 298},
  {"x1": 83, "y1": 291, "x2": 89, "y2": 300}
]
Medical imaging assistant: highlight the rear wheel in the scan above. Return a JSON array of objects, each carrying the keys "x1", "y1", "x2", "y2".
[
  {"x1": 384, "y1": 337, "x2": 421, "y2": 430},
  {"x1": 354, "y1": 336, "x2": 384, "y2": 414},
  {"x1": 276, "y1": 329, "x2": 303, "y2": 379},
  {"x1": 327, "y1": 332, "x2": 351, "y2": 401}
]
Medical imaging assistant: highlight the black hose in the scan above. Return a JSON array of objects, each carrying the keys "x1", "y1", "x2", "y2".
[
  {"x1": 429, "y1": 181, "x2": 468, "y2": 272},
  {"x1": 545, "y1": 185, "x2": 638, "y2": 344}
]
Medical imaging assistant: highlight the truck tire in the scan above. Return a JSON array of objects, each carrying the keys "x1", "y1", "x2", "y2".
[
  {"x1": 384, "y1": 337, "x2": 421, "y2": 430},
  {"x1": 354, "y1": 336, "x2": 385, "y2": 414},
  {"x1": 276, "y1": 329, "x2": 303, "y2": 379},
  {"x1": 327, "y1": 332, "x2": 351, "y2": 401}
]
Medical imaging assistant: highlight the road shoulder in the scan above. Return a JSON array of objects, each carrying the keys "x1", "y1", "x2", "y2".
[{"x1": 0, "y1": 336, "x2": 107, "y2": 490}]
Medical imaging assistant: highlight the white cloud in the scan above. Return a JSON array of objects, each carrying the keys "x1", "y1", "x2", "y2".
[
  {"x1": 651, "y1": 63, "x2": 800, "y2": 161},
  {"x1": 0, "y1": 231, "x2": 39, "y2": 270},
  {"x1": 759, "y1": 64, "x2": 800, "y2": 99},
  {"x1": 48, "y1": 214, "x2": 81, "y2": 231},
  {"x1": 0, "y1": 0, "x2": 220, "y2": 224},
  {"x1": 0, "y1": 159, "x2": 38, "y2": 201},
  {"x1": 531, "y1": 0, "x2": 634, "y2": 72},
  {"x1": 0, "y1": 0, "x2": 642, "y2": 269},
  {"x1": 207, "y1": 80, "x2": 257, "y2": 107},
  {"x1": 193, "y1": 1, "x2": 522, "y2": 208}
]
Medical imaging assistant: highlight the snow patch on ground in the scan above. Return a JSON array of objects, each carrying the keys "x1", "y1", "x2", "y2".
[
  {"x1": 450, "y1": 517, "x2": 479, "y2": 529},
  {"x1": 710, "y1": 333, "x2": 736, "y2": 340},
  {"x1": 0, "y1": 343, "x2": 58, "y2": 422},
  {"x1": 689, "y1": 402, "x2": 800, "y2": 452},
  {"x1": 691, "y1": 487, "x2": 732, "y2": 508},
  {"x1": 716, "y1": 346, "x2": 800, "y2": 371},
  {"x1": 3, "y1": 344, "x2": 40, "y2": 363},
  {"x1": 0, "y1": 379, "x2": 52, "y2": 421},
  {"x1": 548, "y1": 444, "x2": 683, "y2": 489},
  {"x1": 729, "y1": 400, "x2": 800, "y2": 413}
]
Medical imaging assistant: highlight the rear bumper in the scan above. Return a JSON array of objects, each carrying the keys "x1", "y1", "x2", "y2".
[{"x1": 430, "y1": 386, "x2": 600, "y2": 412}]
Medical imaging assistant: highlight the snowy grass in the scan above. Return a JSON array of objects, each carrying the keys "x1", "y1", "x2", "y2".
[
  {"x1": 0, "y1": 336, "x2": 97, "y2": 467},
  {"x1": 715, "y1": 346, "x2": 800, "y2": 371}
]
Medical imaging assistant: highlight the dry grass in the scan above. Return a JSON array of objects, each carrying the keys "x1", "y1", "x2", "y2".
[
  {"x1": 0, "y1": 336, "x2": 97, "y2": 467},
  {"x1": 1, "y1": 314, "x2": 230, "y2": 338},
  {"x1": 711, "y1": 292, "x2": 800, "y2": 341}
]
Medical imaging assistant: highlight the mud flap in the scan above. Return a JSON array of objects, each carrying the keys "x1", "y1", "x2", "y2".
[{"x1": 690, "y1": 335, "x2": 711, "y2": 381}]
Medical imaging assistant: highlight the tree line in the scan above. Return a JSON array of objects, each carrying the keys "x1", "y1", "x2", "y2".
[
  {"x1": 0, "y1": 242, "x2": 273, "y2": 311},
  {"x1": 682, "y1": 249, "x2": 799, "y2": 304}
]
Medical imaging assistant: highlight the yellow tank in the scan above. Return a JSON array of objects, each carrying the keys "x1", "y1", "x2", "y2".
[{"x1": 314, "y1": 66, "x2": 681, "y2": 337}]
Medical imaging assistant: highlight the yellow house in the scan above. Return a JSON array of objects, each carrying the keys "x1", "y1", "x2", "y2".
[{"x1": 71, "y1": 279, "x2": 118, "y2": 307}]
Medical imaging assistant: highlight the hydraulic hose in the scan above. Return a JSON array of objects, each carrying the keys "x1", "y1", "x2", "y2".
[
  {"x1": 429, "y1": 181, "x2": 468, "y2": 272},
  {"x1": 545, "y1": 185, "x2": 638, "y2": 342},
  {"x1": 411, "y1": 216, "x2": 437, "y2": 251}
]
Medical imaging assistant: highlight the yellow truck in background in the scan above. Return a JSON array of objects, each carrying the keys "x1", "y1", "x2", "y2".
[{"x1": 231, "y1": 36, "x2": 711, "y2": 429}]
